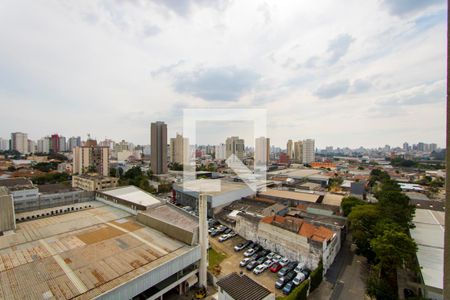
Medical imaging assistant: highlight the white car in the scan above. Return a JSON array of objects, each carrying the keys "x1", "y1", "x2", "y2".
[
  {"x1": 293, "y1": 272, "x2": 306, "y2": 285},
  {"x1": 279, "y1": 257, "x2": 289, "y2": 267},
  {"x1": 294, "y1": 262, "x2": 306, "y2": 274},
  {"x1": 272, "y1": 254, "x2": 282, "y2": 262},
  {"x1": 244, "y1": 248, "x2": 256, "y2": 257},
  {"x1": 219, "y1": 234, "x2": 231, "y2": 242},
  {"x1": 263, "y1": 259, "x2": 274, "y2": 268},
  {"x1": 240, "y1": 258, "x2": 252, "y2": 267},
  {"x1": 266, "y1": 252, "x2": 275, "y2": 260},
  {"x1": 253, "y1": 264, "x2": 266, "y2": 275}
]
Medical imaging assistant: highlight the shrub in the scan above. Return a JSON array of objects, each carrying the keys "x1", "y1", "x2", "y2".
[{"x1": 309, "y1": 260, "x2": 323, "y2": 292}]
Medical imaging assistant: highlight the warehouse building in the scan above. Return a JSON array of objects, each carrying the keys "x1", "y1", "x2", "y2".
[
  {"x1": 0, "y1": 186, "x2": 202, "y2": 300},
  {"x1": 173, "y1": 179, "x2": 257, "y2": 216}
]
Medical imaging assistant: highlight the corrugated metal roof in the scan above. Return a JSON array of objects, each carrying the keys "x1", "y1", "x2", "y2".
[{"x1": 217, "y1": 273, "x2": 271, "y2": 300}]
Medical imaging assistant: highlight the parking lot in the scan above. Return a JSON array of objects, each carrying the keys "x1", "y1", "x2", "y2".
[{"x1": 207, "y1": 220, "x2": 311, "y2": 298}]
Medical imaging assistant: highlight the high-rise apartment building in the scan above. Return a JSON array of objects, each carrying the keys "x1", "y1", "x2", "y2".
[
  {"x1": 287, "y1": 139, "x2": 293, "y2": 160},
  {"x1": 37, "y1": 137, "x2": 51, "y2": 153},
  {"x1": 294, "y1": 141, "x2": 303, "y2": 163},
  {"x1": 225, "y1": 136, "x2": 245, "y2": 161},
  {"x1": 430, "y1": 143, "x2": 438, "y2": 152},
  {"x1": 27, "y1": 139, "x2": 36, "y2": 153},
  {"x1": 11, "y1": 132, "x2": 28, "y2": 154},
  {"x1": 302, "y1": 139, "x2": 315, "y2": 164},
  {"x1": 169, "y1": 133, "x2": 189, "y2": 165},
  {"x1": 403, "y1": 142, "x2": 409, "y2": 152},
  {"x1": 68, "y1": 136, "x2": 81, "y2": 151},
  {"x1": 255, "y1": 137, "x2": 270, "y2": 165},
  {"x1": 59, "y1": 136, "x2": 66, "y2": 152},
  {"x1": 151, "y1": 122, "x2": 168, "y2": 174},
  {"x1": 50, "y1": 134, "x2": 60, "y2": 153},
  {"x1": 0, "y1": 138, "x2": 9, "y2": 151},
  {"x1": 215, "y1": 143, "x2": 226, "y2": 160},
  {"x1": 73, "y1": 143, "x2": 110, "y2": 176}
]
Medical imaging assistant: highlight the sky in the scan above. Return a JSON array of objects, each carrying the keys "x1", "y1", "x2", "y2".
[{"x1": 0, "y1": 0, "x2": 447, "y2": 149}]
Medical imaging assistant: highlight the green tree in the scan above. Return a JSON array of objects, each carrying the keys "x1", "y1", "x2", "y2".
[
  {"x1": 341, "y1": 196, "x2": 365, "y2": 217},
  {"x1": 371, "y1": 228, "x2": 417, "y2": 270},
  {"x1": 348, "y1": 204, "x2": 381, "y2": 261}
]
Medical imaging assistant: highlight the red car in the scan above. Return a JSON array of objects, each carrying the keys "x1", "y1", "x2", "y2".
[{"x1": 270, "y1": 262, "x2": 282, "y2": 273}]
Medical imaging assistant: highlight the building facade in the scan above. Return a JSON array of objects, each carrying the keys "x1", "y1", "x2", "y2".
[
  {"x1": 73, "y1": 145, "x2": 110, "y2": 176},
  {"x1": 170, "y1": 133, "x2": 189, "y2": 165},
  {"x1": 151, "y1": 121, "x2": 168, "y2": 174},
  {"x1": 255, "y1": 137, "x2": 270, "y2": 166},
  {"x1": 302, "y1": 139, "x2": 315, "y2": 164},
  {"x1": 225, "y1": 136, "x2": 245, "y2": 161},
  {"x1": 11, "y1": 132, "x2": 28, "y2": 154},
  {"x1": 72, "y1": 174, "x2": 119, "y2": 191}
]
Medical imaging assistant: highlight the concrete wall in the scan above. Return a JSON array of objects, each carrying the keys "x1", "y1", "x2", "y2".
[
  {"x1": 14, "y1": 190, "x2": 94, "y2": 212},
  {"x1": 0, "y1": 188, "x2": 15, "y2": 232},
  {"x1": 136, "y1": 213, "x2": 197, "y2": 245},
  {"x1": 96, "y1": 246, "x2": 201, "y2": 300}
]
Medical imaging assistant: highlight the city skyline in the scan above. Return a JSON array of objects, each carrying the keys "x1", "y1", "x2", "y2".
[{"x1": 0, "y1": 1, "x2": 446, "y2": 148}]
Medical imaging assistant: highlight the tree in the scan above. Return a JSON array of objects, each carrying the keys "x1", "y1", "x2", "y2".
[
  {"x1": 341, "y1": 196, "x2": 365, "y2": 217},
  {"x1": 371, "y1": 228, "x2": 417, "y2": 270},
  {"x1": 87, "y1": 165, "x2": 97, "y2": 173},
  {"x1": 377, "y1": 191, "x2": 415, "y2": 229},
  {"x1": 348, "y1": 204, "x2": 381, "y2": 261}
]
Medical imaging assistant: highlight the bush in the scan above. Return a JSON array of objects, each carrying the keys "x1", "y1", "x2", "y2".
[
  {"x1": 309, "y1": 260, "x2": 323, "y2": 292},
  {"x1": 283, "y1": 278, "x2": 309, "y2": 300},
  {"x1": 341, "y1": 196, "x2": 365, "y2": 216}
]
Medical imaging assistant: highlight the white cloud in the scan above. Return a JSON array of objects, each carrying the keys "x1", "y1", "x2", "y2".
[{"x1": 0, "y1": 0, "x2": 446, "y2": 148}]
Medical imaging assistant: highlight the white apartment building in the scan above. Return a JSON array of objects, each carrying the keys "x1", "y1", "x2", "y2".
[
  {"x1": 169, "y1": 133, "x2": 189, "y2": 165},
  {"x1": 11, "y1": 132, "x2": 28, "y2": 154},
  {"x1": 225, "y1": 136, "x2": 245, "y2": 161},
  {"x1": 215, "y1": 143, "x2": 226, "y2": 160},
  {"x1": 302, "y1": 139, "x2": 315, "y2": 164},
  {"x1": 255, "y1": 137, "x2": 270, "y2": 165}
]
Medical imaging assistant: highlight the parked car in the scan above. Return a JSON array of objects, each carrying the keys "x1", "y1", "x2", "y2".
[
  {"x1": 282, "y1": 281, "x2": 295, "y2": 295},
  {"x1": 279, "y1": 257, "x2": 289, "y2": 267},
  {"x1": 219, "y1": 234, "x2": 231, "y2": 242},
  {"x1": 286, "y1": 261, "x2": 298, "y2": 271},
  {"x1": 285, "y1": 271, "x2": 297, "y2": 282},
  {"x1": 247, "y1": 242, "x2": 256, "y2": 249},
  {"x1": 270, "y1": 262, "x2": 282, "y2": 273},
  {"x1": 234, "y1": 241, "x2": 251, "y2": 251},
  {"x1": 240, "y1": 258, "x2": 252, "y2": 267},
  {"x1": 246, "y1": 260, "x2": 259, "y2": 270},
  {"x1": 278, "y1": 266, "x2": 290, "y2": 277},
  {"x1": 244, "y1": 248, "x2": 256, "y2": 257},
  {"x1": 292, "y1": 272, "x2": 306, "y2": 285},
  {"x1": 210, "y1": 229, "x2": 220, "y2": 237},
  {"x1": 275, "y1": 277, "x2": 288, "y2": 289},
  {"x1": 293, "y1": 262, "x2": 305, "y2": 274},
  {"x1": 256, "y1": 256, "x2": 266, "y2": 265},
  {"x1": 228, "y1": 231, "x2": 237, "y2": 237},
  {"x1": 263, "y1": 259, "x2": 274, "y2": 269},
  {"x1": 253, "y1": 245, "x2": 262, "y2": 252},
  {"x1": 253, "y1": 264, "x2": 266, "y2": 275},
  {"x1": 301, "y1": 268, "x2": 311, "y2": 279},
  {"x1": 272, "y1": 254, "x2": 282, "y2": 262},
  {"x1": 224, "y1": 228, "x2": 232, "y2": 234}
]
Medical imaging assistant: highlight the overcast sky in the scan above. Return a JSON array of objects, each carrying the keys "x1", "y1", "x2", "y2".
[{"x1": 0, "y1": 0, "x2": 446, "y2": 148}]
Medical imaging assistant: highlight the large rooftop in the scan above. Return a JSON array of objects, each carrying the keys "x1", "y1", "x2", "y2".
[
  {"x1": 100, "y1": 186, "x2": 161, "y2": 207},
  {"x1": 268, "y1": 168, "x2": 321, "y2": 179},
  {"x1": 0, "y1": 203, "x2": 193, "y2": 299},
  {"x1": 259, "y1": 189, "x2": 320, "y2": 203},
  {"x1": 175, "y1": 179, "x2": 251, "y2": 196},
  {"x1": 410, "y1": 209, "x2": 444, "y2": 291}
]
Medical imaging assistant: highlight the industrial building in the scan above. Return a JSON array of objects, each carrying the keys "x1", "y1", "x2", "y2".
[
  {"x1": 0, "y1": 187, "x2": 15, "y2": 233},
  {"x1": 0, "y1": 186, "x2": 203, "y2": 300},
  {"x1": 0, "y1": 178, "x2": 94, "y2": 212},
  {"x1": 410, "y1": 209, "x2": 444, "y2": 299},
  {"x1": 173, "y1": 179, "x2": 257, "y2": 216}
]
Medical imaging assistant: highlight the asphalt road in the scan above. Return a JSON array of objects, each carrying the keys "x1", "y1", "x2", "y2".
[{"x1": 309, "y1": 232, "x2": 368, "y2": 300}]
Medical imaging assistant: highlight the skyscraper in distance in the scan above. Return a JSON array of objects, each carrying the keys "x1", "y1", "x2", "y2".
[
  {"x1": 11, "y1": 132, "x2": 28, "y2": 154},
  {"x1": 151, "y1": 121, "x2": 168, "y2": 174}
]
